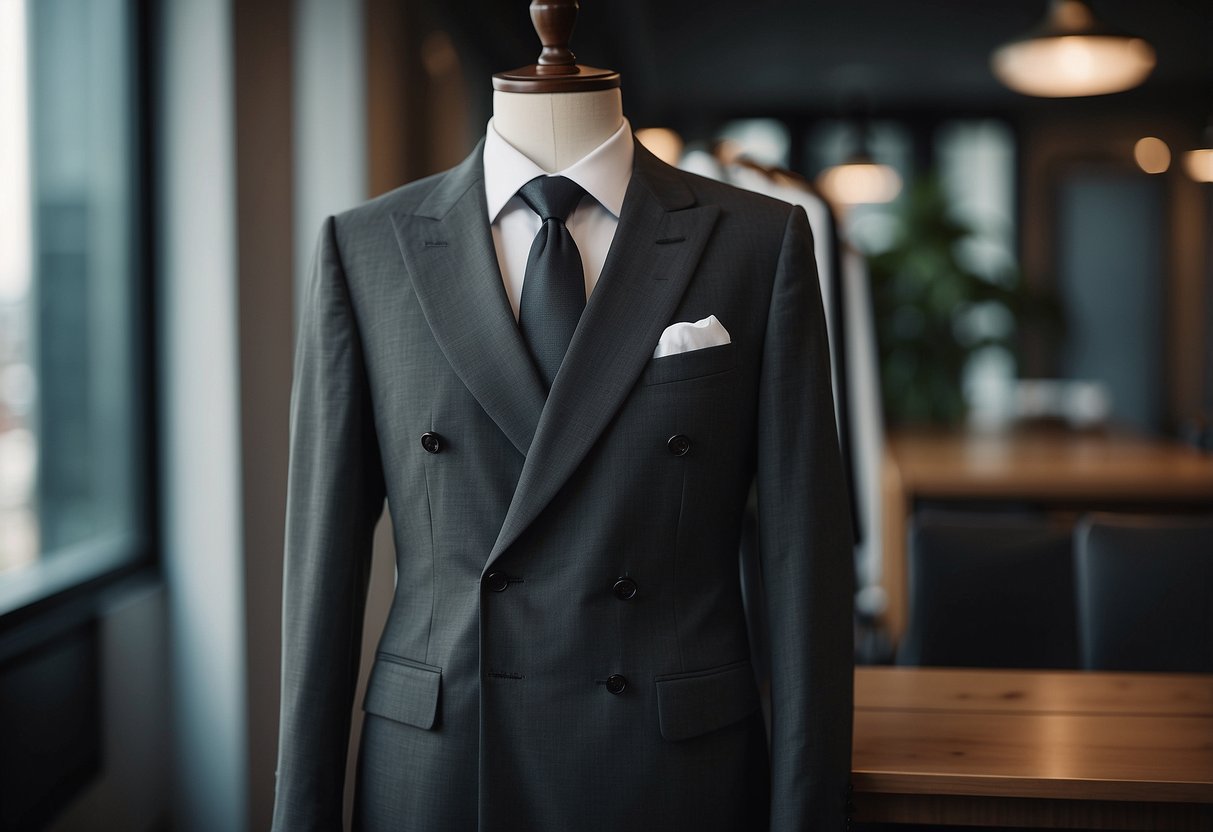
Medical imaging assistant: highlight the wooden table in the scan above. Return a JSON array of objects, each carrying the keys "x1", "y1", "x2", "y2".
[
  {"x1": 853, "y1": 666, "x2": 1213, "y2": 829},
  {"x1": 880, "y1": 427, "x2": 1213, "y2": 641}
]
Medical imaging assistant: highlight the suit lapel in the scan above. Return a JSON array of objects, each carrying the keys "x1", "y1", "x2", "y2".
[
  {"x1": 391, "y1": 138, "x2": 547, "y2": 457},
  {"x1": 484, "y1": 139, "x2": 721, "y2": 572}
]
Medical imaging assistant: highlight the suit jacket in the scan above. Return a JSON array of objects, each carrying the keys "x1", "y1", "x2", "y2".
[{"x1": 271, "y1": 135, "x2": 856, "y2": 832}]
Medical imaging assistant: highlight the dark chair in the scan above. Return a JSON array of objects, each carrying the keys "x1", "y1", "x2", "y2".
[
  {"x1": 1074, "y1": 512, "x2": 1213, "y2": 673},
  {"x1": 896, "y1": 509, "x2": 1079, "y2": 669}
]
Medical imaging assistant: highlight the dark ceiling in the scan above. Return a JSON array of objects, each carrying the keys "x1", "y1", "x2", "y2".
[{"x1": 435, "y1": 1, "x2": 1213, "y2": 127}]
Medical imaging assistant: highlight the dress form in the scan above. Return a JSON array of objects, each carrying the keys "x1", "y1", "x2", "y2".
[
  {"x1": 491, "y1": 88, "x2": 623, "y2": 172},
  {"x1": 490, "y1": 0, "x2": 623, "y2": 172}
]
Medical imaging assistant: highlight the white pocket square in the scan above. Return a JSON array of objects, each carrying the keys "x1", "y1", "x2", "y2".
[{"x1": 652, "y1": 315, "x2": 731, "y2": 359}]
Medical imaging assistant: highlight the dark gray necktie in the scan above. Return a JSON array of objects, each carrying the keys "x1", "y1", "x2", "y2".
[{"x1": 516, "y1": 175, "x2": 588, "y2": 392}]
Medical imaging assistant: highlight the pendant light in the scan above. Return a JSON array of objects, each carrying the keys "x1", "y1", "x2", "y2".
[
  {"x1": 817, "y1": 152, "x2": 902, "y2": 206},
  {"x1": 817, "y1": 118, "x2": 902, "y2": 207},
  {"x1": 992, "y1": 0, "x2": 1156, "y2": 97},
  {"x1": 1185, "y1": 149, "x2": 1213, "y2": 183},
  {"x1": 1184, "y1": 119, "x2": 1213, "y2": 183}
]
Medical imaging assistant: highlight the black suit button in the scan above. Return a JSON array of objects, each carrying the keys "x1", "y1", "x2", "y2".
[
  {"x1": 612, "y1": 577, "x2": 638, "y2": 600},
  {"x1": 484, "y1": 571, "x2": 509, "y2": 592},
  {"x1": 667, "y1": 434, "x2": 691, "y2": 456},
  {"x1": 605, "y1": 674, "x2": 628, "y2": 694},
  {"x1": 420, "y1": 432, "x2": 442, "y2": 454}
]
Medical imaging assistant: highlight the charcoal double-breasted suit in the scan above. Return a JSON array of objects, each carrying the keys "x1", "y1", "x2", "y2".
[{"x1": 271, "y1": 135, "x2": 855, "y2": 832}]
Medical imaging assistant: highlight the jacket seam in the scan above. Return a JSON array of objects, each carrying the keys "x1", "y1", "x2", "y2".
[
  {"x1": 761, "y1": 204, "x2": 799, "y2": 367},
  {"x1": 423, "y1": 402, "x2": 436, "y2": 666},
  {"x1": 325, "y1": 214, "x2": 385, "y2": 720},
  {"x1": 325, "y1": 213, "x2": 388, "y2": 523},
  {"x1": 672, "y1": 461, "x2": 687, "y2": 673}
]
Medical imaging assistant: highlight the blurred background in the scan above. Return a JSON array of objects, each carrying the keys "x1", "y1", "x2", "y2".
[{"x1": 0, "y1": 0, "x2": 1211, "y2": 830}]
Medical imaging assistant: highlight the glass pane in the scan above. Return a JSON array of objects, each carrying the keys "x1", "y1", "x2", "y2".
[
  {"x1": 935, "y1": 119, "x2": 1016, "y2": 284},
  {"x1": 0, "y1": 0, "x2": 35, "y2": 574},
  {"x1": 0, "y1": 0, "x2": 144, "y2": 601},
  {"x1": 934, "y1": 119, "x2": 1020, "y2": 424}
]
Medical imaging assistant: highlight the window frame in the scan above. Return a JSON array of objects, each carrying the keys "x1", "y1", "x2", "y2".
[{"x1": 0, "y1": 0, "x2": 160, "y2": 639}]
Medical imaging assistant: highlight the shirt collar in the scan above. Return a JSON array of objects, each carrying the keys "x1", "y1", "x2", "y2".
[{"x1": 483, "y1": 115, "x2": 634, "y2": 223}]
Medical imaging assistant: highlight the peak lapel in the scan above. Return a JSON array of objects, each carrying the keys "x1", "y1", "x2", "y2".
[
  {"x1": 391, "y1": 139, "x2": 546, "y2": 457},
  {"x1": 484, "y1": 140, "x2": 721, "y2": 573}
]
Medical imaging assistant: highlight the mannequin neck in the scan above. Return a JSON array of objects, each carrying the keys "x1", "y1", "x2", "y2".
[{"x1": 492, "y1": 88, "x2": 624, "y2": 172}]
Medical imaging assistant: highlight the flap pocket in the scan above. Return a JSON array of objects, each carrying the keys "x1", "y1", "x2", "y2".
[
  {"x1": 361, "y1": 652, "x2": 441, "y2": 730},
  {"x1": 642, "y1": 342, "x2": 736, "y2": 386},
  {"x1": 654, "y1": 658, "x2": 760, "y2": 741}
]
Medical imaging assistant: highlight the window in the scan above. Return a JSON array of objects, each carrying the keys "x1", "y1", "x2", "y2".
[
  {"x1": 0, "y1": 0, "x2": 151, "y2": 617},
  {"x1": 935, "y1": 119, "x2": 1019, "y2": 423},
  {"x1": 803, "y1": 114, "x2": 1021, "y2": 426}
]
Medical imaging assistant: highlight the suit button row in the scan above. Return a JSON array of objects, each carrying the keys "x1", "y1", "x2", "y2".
[{"x1": 484, "y1": 572, "x2": 639, "y2": 600}]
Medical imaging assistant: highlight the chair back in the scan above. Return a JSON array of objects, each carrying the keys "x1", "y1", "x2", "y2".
[
  {"x1": 1074, "y1": 513, "x2": 1213, "y2": 673},
  {"x1": 897, "y1": 510, "x2": 1079, "y2": 668}
]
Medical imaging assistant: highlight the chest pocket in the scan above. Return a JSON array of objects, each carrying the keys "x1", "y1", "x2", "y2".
[{"x1": 641, "y1": 342, "x2": 736, "y2": 386}]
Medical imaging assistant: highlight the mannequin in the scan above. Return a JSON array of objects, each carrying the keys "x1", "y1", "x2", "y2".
[
  {"x1": 491, "y1": 88, "x2": 624, "y2": 172},
  {"x1": 271, "y1": 2, "x2": 855, "y2": 830}
]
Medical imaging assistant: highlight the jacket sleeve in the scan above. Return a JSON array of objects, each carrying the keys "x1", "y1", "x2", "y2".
[
  {"x1": 271, "y1": 215, "x2": 387, "y2": 831},
  {"x1": 756, "y1": 204, "x2": 856, "y2": 831}
]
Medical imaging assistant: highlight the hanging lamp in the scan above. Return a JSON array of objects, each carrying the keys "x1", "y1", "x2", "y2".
[
  {"x1": 1183, "y1": 119, "x2": 1213, "y2": 183},
  {"x1": 991, "y1": 0, "x2": 1155, "y2": 97},
  {"x1": 817, "y1": 151, "x2": 902, "y2": 206},
  {"x1": 817, "y1": 115, "x2": 901, "y2": 207}
]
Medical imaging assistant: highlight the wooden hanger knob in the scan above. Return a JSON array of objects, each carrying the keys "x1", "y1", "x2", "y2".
[{"x1": 531, "y1": 0, "x2": 578, "y2": 66}]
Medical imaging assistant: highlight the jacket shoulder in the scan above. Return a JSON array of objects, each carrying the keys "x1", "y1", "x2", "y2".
[
  {"x1": 332, "y1": 167, "x2": 452, "y2": 230},
  {"x1": 671, "y1": 164, "x2": 800, "y2": 231}
]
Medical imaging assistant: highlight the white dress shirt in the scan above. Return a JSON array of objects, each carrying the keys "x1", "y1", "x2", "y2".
[{"x1": 482, "y1": 116, "x2": 634, "y2": 321}]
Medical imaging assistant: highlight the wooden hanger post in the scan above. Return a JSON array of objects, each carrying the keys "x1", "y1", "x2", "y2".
[{"x1": 492, "y1": 0, "x2": 620, "y2": 93}]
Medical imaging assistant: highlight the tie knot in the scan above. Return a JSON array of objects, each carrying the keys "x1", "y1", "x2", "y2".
[{"x1": 517, "y1": 175, "x2": 586, "y2": 223}]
